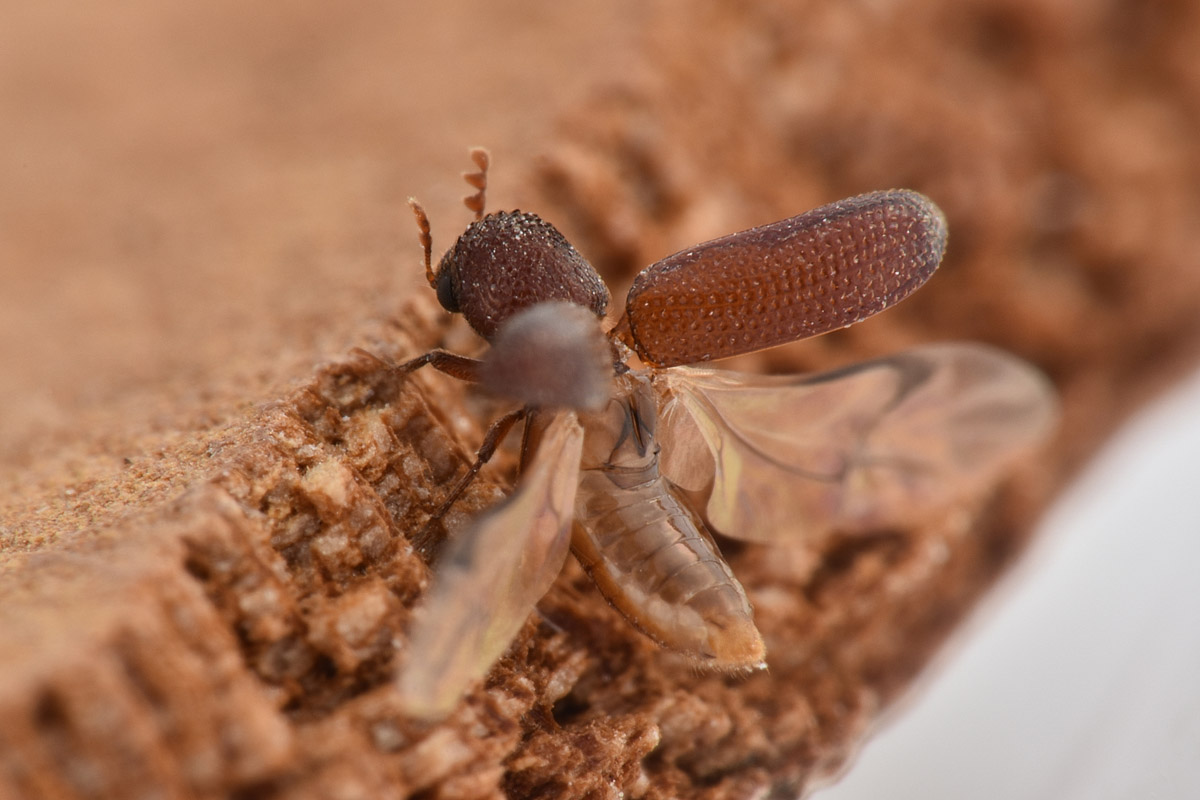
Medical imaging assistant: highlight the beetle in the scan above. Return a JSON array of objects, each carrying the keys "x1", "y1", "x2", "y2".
[{"x1": 389, "y1": 148, "x2": 1056, "y2": 719}]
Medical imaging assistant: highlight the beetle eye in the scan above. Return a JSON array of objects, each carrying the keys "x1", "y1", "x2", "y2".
[{"x1": 434, "y1": 263, "x2": 460, "y2": 313}]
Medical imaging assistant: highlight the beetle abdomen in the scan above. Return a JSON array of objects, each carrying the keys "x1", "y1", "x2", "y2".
[
  {"x1": 572, "y1": 468, "x2": 765, "y2": 669},
  {"x1": 625, "y1": 190, "x2": 947, "y2": 366}
]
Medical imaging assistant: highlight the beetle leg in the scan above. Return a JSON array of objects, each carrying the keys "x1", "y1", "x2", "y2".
[
  {"x1": 351, "y1": 346, "x2": 483, "y2": 384},
  {"x1": 412, "y1": 405, "x2": 529, "y2": 553},
  {"x1": 396, "y1": 349, "x2": 483, "y2": 383}
]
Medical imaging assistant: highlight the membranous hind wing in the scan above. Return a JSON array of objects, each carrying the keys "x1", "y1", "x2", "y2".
[
  {"x1": 397, "y1": 410, "x2": 584, "y2": 719},
  {"x1": 654, "y1": 343, "x2": 1057, "y2": 542}
]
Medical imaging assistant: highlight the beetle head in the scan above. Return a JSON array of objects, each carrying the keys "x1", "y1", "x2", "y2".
[{"x1": 433, "y1": 211, "x2": 610, "y2": 341}]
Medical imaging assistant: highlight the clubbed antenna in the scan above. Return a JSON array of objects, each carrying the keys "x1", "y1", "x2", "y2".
[
  {"x1": 408, "y1": 198, "x2": 435, "y2": 287},
  {"x1": 462, "y1": 147, "x2": 490, "y2": 221}
]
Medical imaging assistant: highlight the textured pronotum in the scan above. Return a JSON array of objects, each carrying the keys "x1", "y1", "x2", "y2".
[
  {"x1": 436, "y1": 210, "x2": 610, "y2": 341},
  {"x1": 624, "y1": 190, "x2": 947, "y2": 367}
]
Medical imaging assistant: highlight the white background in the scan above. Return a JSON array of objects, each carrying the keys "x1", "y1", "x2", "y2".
[{"x1": 815, "y1": 366, "x2": 1200, "y2": 800}]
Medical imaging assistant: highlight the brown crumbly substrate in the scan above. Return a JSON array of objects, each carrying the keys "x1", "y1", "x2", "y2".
[{"x1": 4, "y1": 1, "x2": 1200, "y2": 798}]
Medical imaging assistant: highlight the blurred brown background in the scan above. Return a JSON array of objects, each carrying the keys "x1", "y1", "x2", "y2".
[{"x1": 0, "y1": 1, "x2": 639, "y2": 490}]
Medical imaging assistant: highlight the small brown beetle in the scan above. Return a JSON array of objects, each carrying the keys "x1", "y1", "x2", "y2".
[{"x1": 392, "y1": 149, "x2": 1055, "y2": 719}]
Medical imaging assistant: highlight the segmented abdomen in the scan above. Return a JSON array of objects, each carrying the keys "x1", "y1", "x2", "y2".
[{"x1": 572, "y1": 464, "x2": 764, "y2": 668}]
